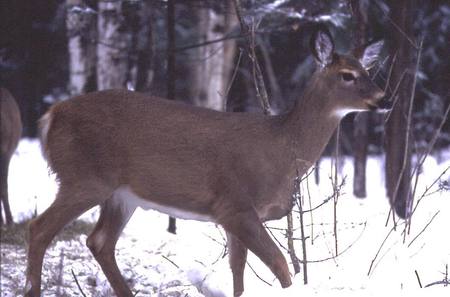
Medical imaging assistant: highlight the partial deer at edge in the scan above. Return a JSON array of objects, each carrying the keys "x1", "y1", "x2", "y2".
[
  {"x1": 25, "y1": 28, "x2": 389, "y2": 296},
  {"x1": 0, "y1": 88, "x2": 22, "y2": 226}
]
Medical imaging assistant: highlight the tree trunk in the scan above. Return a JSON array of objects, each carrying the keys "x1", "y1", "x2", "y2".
[
  {"x1": 167, "y1": 0, "x2": 177, "y2": 234},
  {"x1": 385, "y1": 0, "x2": 414, "y2": 219},
  {"x1": 66, "y1": 0, "x2": 97, "y2": 95},
  {"x1": 97, "y1": 0, "x2": 132, "y2": 90},
  {"x1": 351, "y1": 0, "x2": 369, "y2": 198},
  {"x1": 190, "y1": 1, "x2": 237, "y2": 111},
  {"x1": 353, "y1": 114, "x2": 368, "y2": 197},
  {"x1": 125, "y1": 0, "x2": 154, "y2": 92}
]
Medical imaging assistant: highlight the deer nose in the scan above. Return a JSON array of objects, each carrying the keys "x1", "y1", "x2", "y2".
[
  {"x1": 373, "y1": 90, "x2": 392, "y2": 110},
  {"x1": 374, "y1": 90, "x2": 385, "y2": 100},
  {"x1": 366, "y1": 90, "x2": 390, "y2": 111}
]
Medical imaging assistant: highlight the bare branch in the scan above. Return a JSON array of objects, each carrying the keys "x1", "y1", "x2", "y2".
[
  {"x1": 232, "y1": 0, "x2": 271, "y2": 114},
  {"x1": 367, "y1": 223, "x2": 399, "y2": 276},
  {"x1": 299, "y1": 221, "x2": 367, "y2": 264},
  {"x1": 71, "y1": 269, "x2": 87, "y2": 297},
  {"x1": 286, "y1": 212, "x2": 301, "y2": 274},
  {"x1": 247, "y1": 261, "x2": 272, "y2": 286},
  {"x1": 415, "y1": 270, "x2": 423, "y2": 288},
  {"x1": 408, "y1": 210, "x2": 440, "y2": 248},
  {"x1": 161, "y1": 255, "x2": 179, "y2": 269},
  {"x1": 373, "y1": 0, "x2": 418, "y2": 49},
  {"x1": 296, "y1": 169, "x2": 308, "y2": 284}
]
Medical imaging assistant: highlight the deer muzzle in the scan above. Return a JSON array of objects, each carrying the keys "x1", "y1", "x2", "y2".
[{"x1": 367, "y1": 91, "x2": 391, "y2": 111}]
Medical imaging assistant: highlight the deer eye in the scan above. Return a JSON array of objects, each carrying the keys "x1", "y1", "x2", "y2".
[{"x1": 341, "y1": 72, "x2": 356, "y2": 82}]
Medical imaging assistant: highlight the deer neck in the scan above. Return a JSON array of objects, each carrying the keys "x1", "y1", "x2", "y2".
[{"x1": 281, "y1": 75, "x2": 341, "y2": 172}]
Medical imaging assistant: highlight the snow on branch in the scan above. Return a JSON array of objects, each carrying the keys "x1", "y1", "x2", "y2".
[
  {"x1": 68, "y1": 5, "x2": 97, "y2": 15},
  {"x1": 245, "y1": 0, "x2": 351, "y2": 28}
]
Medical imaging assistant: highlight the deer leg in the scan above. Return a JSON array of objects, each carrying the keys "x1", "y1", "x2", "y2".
[
  {"x1": 221, "y1": 209, "x2": 292, "y2": 289},
  {"x1": 226, "y1": 232, "x2": 248, "y2": 297},
  {"x1": 86, "y1": 196, "x2": 136, "y2": 297},
  {"x1": 24, "y1": 181, "x2": 111, "y2": 297},
  {"x1": 0, "y1": 157, "x2": 13, "y2": 225}
]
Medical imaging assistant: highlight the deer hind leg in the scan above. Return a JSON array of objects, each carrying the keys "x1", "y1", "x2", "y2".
[
  {"x1": 221, "y1": 208, "x2": 292, "y2": 290},
  {"x1": 226, "y1": 232, "x2": 248, "y2": 297},
  {"x1": 86, "y1": 190, "x2": 136, "y2": 297},
  {"x1": 24, "y1": 180, "x2": 112, "y2": 297}
]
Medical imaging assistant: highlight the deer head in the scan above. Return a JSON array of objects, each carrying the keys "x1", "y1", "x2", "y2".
[{"x1": 307, "y1": 27, "x2": 387, "y2": 119}]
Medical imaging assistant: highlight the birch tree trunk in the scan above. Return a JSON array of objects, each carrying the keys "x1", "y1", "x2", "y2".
[
  {"x1": 66, "y1": 0, "x2": 97, "y2": 95},
  {"x1": 190, "y1": 1, "x2": 237, "y2": 111},
  {"x1": 97, "y1": 0, "x2": 132, "y2": 90}
]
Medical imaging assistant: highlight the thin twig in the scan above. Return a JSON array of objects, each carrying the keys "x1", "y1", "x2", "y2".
[
  {"x1": 175, "y1": 32, "x2": 244, "y2": 52},
  {"x1": 257, "y1": 35, "x2": 283, "y2": 111},
  {"x1": 305, "y1": 171, "x2": 314, "y2": 245},
  {"x1": 415, "y1": 270, "x2": 423, "y2": 288},
  {"x1": 300, "y1": 221, "x2": 367, "y2": 264},
  {"x1": 372, "y1": 55, "x2": 390, "y2": 80},
  {"x1": 265, "y1": 222, "x2": 289, "y2": 253},
  {"x1": 223, "y1": 49, "x2": 244, "y2": 102},
  {"x1": 408, "y1": 210, "x2": 440, "y2": 248},
  {"x1": 333, "y1": 125, "x2": 341, "y2": 256},
  {"x1": 292, "y1": 177, "x2": 346, "y2": 214},
  {"x1": 383, "y1": 52, "x2": 397, "y2": 94},
  {"x1": 296, "y1": 169, "x2": 308, "y2": 284},
  {"x1": 232, "y1": 0, "x2": 271, "y2": 114},
  {"x1": 402, "y1": 38, "x2": 423, "y2": 236},
  {"x1": 161, "y1": 255, "x2": 179, "y2": 269},
  {"x1": 425, "y1": 264, "x2": 449, "y2": 287},
  {"x1": 383, "y1": 69, "x2": 407, "y2": 125},
  {"x1": 367, "y1": 224, "x2": 398, "y2": 276},
  {"x1": 373, "y1": 0, "x2": 418, "y2": 49},
  {"x1": 409, "y1": 102, "x2": 450, "y2": 201},
  {"x1": 71, "y1": 269, "x2": 87, "y2": 297},
  {"x1": 286, "y1": 211, "x2": 301, "y2": 274},
  {"x1": 425, "y1": 280, "x2": 450, "y2": 288},
  {"x1": 247, "y1": 261, "x2": 272, "y2": 286},
  {"x1": 411, "y1": 165, "x2": 450, "y2": 216}
]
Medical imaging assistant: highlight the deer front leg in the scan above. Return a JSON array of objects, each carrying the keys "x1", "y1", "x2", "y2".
[
  {"x1": 220, "y1": 208, "x2": 292, "y2": 291},
  {"x1": 226, "y1": 232, "x2": 248, "y2": 297}
]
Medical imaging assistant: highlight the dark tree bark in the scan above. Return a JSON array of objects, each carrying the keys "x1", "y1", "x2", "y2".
[
  {"x1": 385, "y1": 0, "x2": 414, "y2": 219},
  {"x1": 351, "y1": 0, "x2": 369, "y2": 198},
  {"x1": 66, "y1": 0, "x2": 97, "y2": 95},
  {"x1": 125, "y1": 0, "x2": 154, "y2": 92}
]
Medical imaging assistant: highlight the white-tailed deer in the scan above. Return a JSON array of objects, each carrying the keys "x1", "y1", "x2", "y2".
[
  {"x1": 1, "y1": 88, "x2": 22, "y2": 225},
  {"x1": 25, "y1": 28, "x2": 389, "y2": 296}
]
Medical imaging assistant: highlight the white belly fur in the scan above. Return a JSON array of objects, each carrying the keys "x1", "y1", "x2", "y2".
[{"x1": 112, "y1": 185, "x2": 213, "y2": 222}]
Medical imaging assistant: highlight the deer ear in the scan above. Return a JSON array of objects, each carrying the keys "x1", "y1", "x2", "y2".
[
  {"x1": 359, "y1": 40, "x2": 384, "y2": 70},
  {"x1": 310, "y1": 27, "x2": 335, "y2": 67}
]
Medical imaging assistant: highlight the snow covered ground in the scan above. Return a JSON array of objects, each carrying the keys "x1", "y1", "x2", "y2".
[{"x1": 1, "y1": 139, "x2": 449, "y2": 296}]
